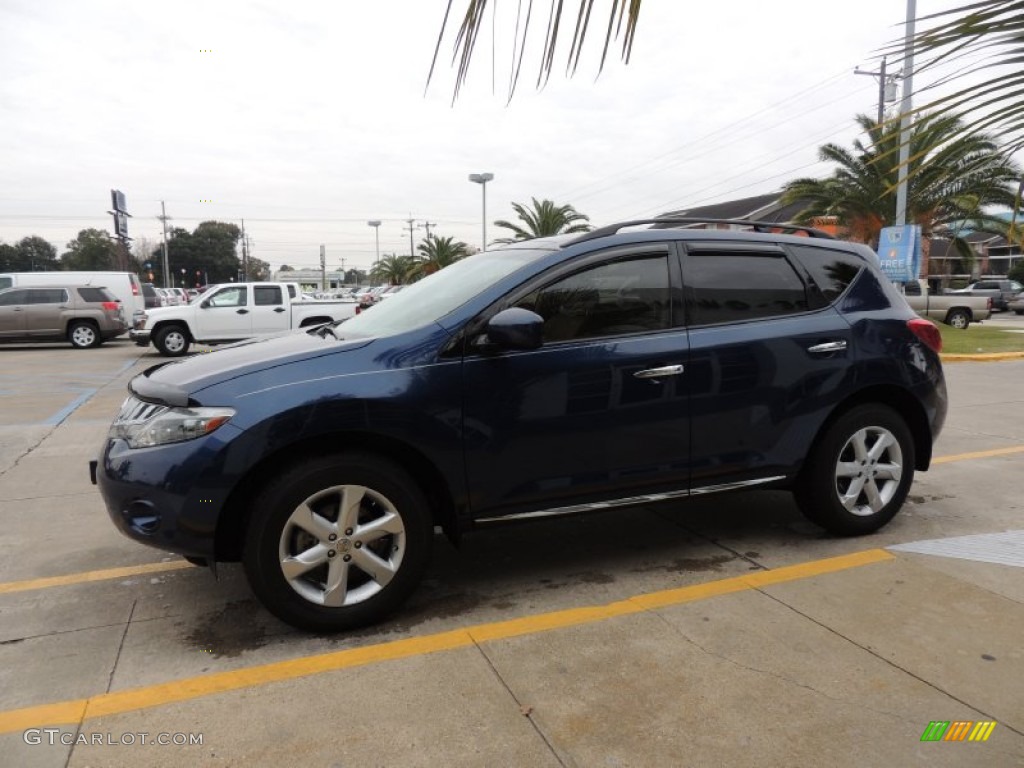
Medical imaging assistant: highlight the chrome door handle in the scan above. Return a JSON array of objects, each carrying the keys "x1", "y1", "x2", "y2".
[
  {"x1": 807, "y1": 341, "x2": 847, "y2": 354},
  {"x1": 634, "y1": 364, "x2": 684, "y2": 379}
]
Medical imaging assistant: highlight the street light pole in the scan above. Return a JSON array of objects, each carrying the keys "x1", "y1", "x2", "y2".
[
  {"x1": 367, "y1": 220, "x2": 381, "y2": 282},
  {"x1": 469, "y1": 172, "x2": 494, "y2": 251}
]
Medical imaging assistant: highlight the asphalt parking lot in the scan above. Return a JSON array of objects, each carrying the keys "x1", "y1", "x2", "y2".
[{"x1": 0, "y1": 337, "x2": 1022, "y2": 767}]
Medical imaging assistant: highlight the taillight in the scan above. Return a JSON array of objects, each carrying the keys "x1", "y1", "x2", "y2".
[
  {"x1": 908, "y1": 318, "x2": 941, "y2": 353},
  {"x1": 102, "y1": 301, "x2": 119, "y2": 311},
  {"x1": 132, "y1": 282, "x2": 139, "y2": 295}
]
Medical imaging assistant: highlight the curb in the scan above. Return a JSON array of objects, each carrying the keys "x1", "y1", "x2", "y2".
[{"x1": 941, "y1": 351, "x2": 1024, "y2": 362}]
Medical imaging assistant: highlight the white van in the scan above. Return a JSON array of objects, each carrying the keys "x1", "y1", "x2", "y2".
[{"x1": 0, "y1": 272, "x2": 145, "y2": 317}]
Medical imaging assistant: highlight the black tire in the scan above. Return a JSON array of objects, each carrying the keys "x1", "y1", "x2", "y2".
[
  {"x1": 794, "y1": 404, "x2": 915, "y2": 537},
  {"x1": 68, "y1": 320, "x2": 101, "y2": 349},
  {"x1": 944, "y1": 309, "x2": 970, "y2": 330},
  {"x1": 153, "y1": 324, "x2": 191, "y2": 356},
  {"x1": 243, "y1": 453, "x2": 433, "y2": 632},
  {"x1": 1015, "y1": 310, "x2": 1024, "y2": 316}
]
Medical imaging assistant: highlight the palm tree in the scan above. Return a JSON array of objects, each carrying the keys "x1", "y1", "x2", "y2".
[
  {"x1": 493, "y1": 198, "x2": 592, "y2": 243},
  {"x1": 896, "y1": 1, "x2": 1024, "y2": 153},
  {"x1": 370, "y1": 254, "x2": 415, "y2": 286},
  {"x1": 781, "y1": 113, "x2": 1020, "y2": 253},
  {"x1": 409, "y1": 235, "x2": 470, "y2": 280},
  {"x1": 429, "y1": 1, "x2": 642, "y2": 101}
]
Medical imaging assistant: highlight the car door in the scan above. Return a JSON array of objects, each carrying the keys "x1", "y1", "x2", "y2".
[
  {"x1": 23, "y1": 288, "x2": 67, "y2": 337},
  {"x1": 681, "y1": 242, "x2": 855, "y2": 490},
  {"x1": 250, "y1": 285, "x2": 291, "y2": 334},
  {"x1": 0, "y1": 289, "x2": 30, "y2": 338},
  {"x1": 194, "y1": 285, "x2": 251, "y2": 340},
  {"x1": 461, "y1": 244, "x2": 690, "y2": 520}
]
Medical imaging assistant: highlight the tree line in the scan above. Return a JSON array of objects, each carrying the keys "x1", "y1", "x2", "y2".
[{"x1": 0, "y1": 221, "x2": 269, "y2": 287}]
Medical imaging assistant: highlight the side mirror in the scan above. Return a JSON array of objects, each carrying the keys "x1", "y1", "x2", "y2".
[
  {"x1": 200, "y1": 299, "x2": 211, "y2": 309},
  {"x1": 484, "y1": 307, "x2": 544, "y2": 350}
]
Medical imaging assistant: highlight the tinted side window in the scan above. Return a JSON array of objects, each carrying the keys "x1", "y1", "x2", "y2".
[
  {"x1": 0, "y1": 290, "x2": 29, "y2": 306},
  {"x1": 28, "y1": 289, "x2": 67, "y2": 304},
  {"x1": 0, "y1": 278, "x2": 11, "y2": 289},
  {"x1": 686, "y1": 252, "x2": 809, "y2": 325},
  {"x1": 516, "y1": 255, "x2": 670, "y2": 343},
  {"x1": 78, "y1": 287, "x2": 116, "y2": 303},
  {"x1": 255, "y1": 286, "x2": 283, "y2": 306},
  {"x1": 788, "y1": 245, "x2": 865, "y2": 304}
]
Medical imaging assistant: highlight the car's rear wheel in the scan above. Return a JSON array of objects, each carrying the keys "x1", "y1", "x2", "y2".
[
  {"x1": 243, "y1": 453, "x2": 432, "y2": 632},
  {"x1": 68, "y1": 320, "x2": 101, "y2": 349},
  {"x1": 153, "y1": 324, "x2": 190, "y2": 356},
  {"x1": 944, "y1": 309, "x2": 970, "y2": 329},
  {"x1": 795, "y1": 405, "x2": 915, "y2": 536}
]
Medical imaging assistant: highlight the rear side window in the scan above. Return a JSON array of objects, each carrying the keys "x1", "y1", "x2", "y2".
[
  {"x1": 685, "y1": 251, "x2": 809, "y2": 325},
  {"x1": 788, "y1": 245, "x2": 865, "y2": 304},
  {"x1": 0, "y1": 278, "x2": 11, "y2": 289},
  {"x1": 28, "y1": 289, "x2": 67, "y2": 304},
  {"x1": 255, "y1": 286, "x2": 283, "y2": 306},
  {"x1": 77, "y1": 287, "x2": 117, "y2": 303}
]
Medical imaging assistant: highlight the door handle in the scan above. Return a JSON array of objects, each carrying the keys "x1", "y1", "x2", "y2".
[
  {"x1": 634, "y1": 364, "x2": 685, "y2": 380},
  {"x1": 807, "y1": 340, "x2": 847, "y2": 354},
  {"x1": 236, "y1": 309, "x2": 249, "y2": 314},
  {"x1": 273, "y1": 307, "x2": 286, "y2": 313}
]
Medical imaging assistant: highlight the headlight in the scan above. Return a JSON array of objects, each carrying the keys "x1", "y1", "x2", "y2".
[{"x1": 110, "y1": 397, "x2": 234, "y2": 448}]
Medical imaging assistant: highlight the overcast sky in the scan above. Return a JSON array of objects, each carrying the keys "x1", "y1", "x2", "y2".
[{"x1": 0, "y1": 0, "x2": 999, "y2": 273}]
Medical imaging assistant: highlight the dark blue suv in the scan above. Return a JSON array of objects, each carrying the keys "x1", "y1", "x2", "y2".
[{"x1": 93, "y1": 219, "x2": 947, "y2": 632}]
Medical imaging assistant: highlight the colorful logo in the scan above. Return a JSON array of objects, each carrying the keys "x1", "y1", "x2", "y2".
[{"x1": 920, "y1": 721, "x2": 997, "y2": 742}]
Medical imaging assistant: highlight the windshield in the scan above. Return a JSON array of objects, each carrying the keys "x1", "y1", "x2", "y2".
[{"x1": 339, "y1": 249, "x2": 548, "y2": 337}]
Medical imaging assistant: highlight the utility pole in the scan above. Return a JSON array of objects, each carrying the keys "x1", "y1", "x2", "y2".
[
  {"x1": 240, "y1": 219, "x2": 250, "y2": 282},
  {"x1": 339, "y1": 257, "x2": 346, "y2": 287},
  {"x1": 320, "y1": 244, "x2": 327, "y2": 291},
  {"x1": 854, "y1": 56, "x2": 896, "y2": 126},
  {"x1": 420, "y1": 221, "x2": 436, "y2": 240},
  {"x1": 895, "y1": 0, "x2": 917, "y2": 228},
  {"x1": 157, "y1": 201, "x2": 172, "y2": 288},
  {"x1": 403, "y1": 216, "x2": 418, "y2": 259}
]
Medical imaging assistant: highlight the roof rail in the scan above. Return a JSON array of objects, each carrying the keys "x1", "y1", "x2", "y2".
[{"x1": 566, "y1": 217, "x2": 836, "y2": 246}]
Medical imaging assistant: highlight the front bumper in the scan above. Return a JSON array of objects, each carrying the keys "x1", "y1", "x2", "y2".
[
  {"x1": 92, "y1": 425, "x2": 244, "y2": 561},
  {"x1": 129, "y1": 329, "x2": 152, "y2": 345}
]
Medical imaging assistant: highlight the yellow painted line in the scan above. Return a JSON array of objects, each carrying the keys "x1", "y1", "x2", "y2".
[
  {"x1": 932, "y1": 445, "x2": 1024, "y2": 465},
  {"x1": 0, "y1": 548, "x2": 892, "y2": 734},
  {"x1": 0, "y1": 561, "x2": 194, "y2": 595},
  {"x1": 941, "y1": 351, "x2": 1024, "y2": 362}
]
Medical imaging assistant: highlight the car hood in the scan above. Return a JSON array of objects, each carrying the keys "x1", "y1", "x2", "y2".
[{"x1": 130, "y1": 330, "x2": 372, "y2": 406}]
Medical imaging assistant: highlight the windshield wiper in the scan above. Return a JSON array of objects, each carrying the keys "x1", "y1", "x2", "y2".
[{"x1": 315, "y1": 324, "x2": 338, "y2": 339}]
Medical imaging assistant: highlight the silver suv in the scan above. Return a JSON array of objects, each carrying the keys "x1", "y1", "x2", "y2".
[{"x1": 0, "y1": 285, "x2": 128, "y2": 348}]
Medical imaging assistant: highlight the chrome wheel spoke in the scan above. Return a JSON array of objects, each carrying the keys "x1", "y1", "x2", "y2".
[
  {"x1": 840, "y1": 476, "x2": 866, "y2": 511},
  {"x1": 287, "y1": 502, "x2": 336, "y2": 541},
  {"x1": 851, "y1": 430, "x2": 869, "y2": 462},
  {"x1": 836, "y1": 461, "x2": 860, "y2": 478},
  {"x1": 863, "y1": 478, "x2": 884, "y2": 512},
  {"x1": 351, "y1": 547, "x2": 397, "y2": 587},
  {"x1": 338, "y1": 485, "x2": 367, "y2": 532},
  {"x1": 867, "y1": 433, "x2": 895, "y2": 462},
  {"x1": 355, "y1": 511, "x2": 403, "y2": 543},
  {"x1": 874, "y1": 462, "x2": 901, "y2": 482},
  {"x1": 281, "y1": 543, "x2": 329, "y2": 580},
  {"x1": 322, "y1": 558, "x2": 351, "y2": 607}
]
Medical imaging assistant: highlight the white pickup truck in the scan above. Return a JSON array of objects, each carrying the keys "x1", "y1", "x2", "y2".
[
  {"x1": 131, "y1": 282, "x2": 357, "y2": 356},
  {"x1": 902, "y1": 279, "x2": 991, "y2": 329}
]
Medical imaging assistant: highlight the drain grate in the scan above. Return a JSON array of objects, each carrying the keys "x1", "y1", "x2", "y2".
[{"x1": 889, "y1": 530, "x2": 1024, "y2": 568}]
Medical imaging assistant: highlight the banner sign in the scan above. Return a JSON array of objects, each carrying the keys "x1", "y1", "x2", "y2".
[{"x1": 877, "y1": 225, "x2": 921, "y2": 283}]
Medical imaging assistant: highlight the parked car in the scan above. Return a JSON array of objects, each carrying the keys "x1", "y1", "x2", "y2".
[
  {"x1": 948, "y1": 279, "x2": 1023, "y2": 311},
  {"x1": 1009, "y1": 293, "x2": 1024, "y2": 315},
  {"x1": 93, "y1": 218, "x2": 947, "y2": 632},
  {"x1": 130, "y1": 281, "x2": 358, "y2": 356},
  {"x1": 0, "y1": 271, "x2": 144, "y2": 317},
  {"x1": 140, "y1": 283, "x2": 164, "y2": 309},
  {"x1": 902, "y1": 279, "x2": 991, "y2": 328},
  {"x1": 0, "y1": 285, "x2": 127, "y2": 348}
]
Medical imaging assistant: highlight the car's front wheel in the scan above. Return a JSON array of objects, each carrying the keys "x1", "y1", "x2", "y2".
[
  {"x1": 795, "y1": 404, "x2": 915, "y2": 536},
  {"x1": 944, "y1": 309, "x2": 970, "y2": 329},
  {"x1": 153, "y1": 324, "x2": 190, "y2": 356},
  {"x1": 243, "y1": 453, "x2": 433, "y2": 632}
]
